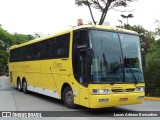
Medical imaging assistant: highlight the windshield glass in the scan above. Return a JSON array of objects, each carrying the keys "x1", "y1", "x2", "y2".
[
  {"x1": 89, "y1": 30, "x2": 144, "y2": 83},
  {"x1": 120, "y1": 33, "x2": 144, "y2": 83}
]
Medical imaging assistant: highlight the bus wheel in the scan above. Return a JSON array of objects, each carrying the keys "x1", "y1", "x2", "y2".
[
  {"x1": 22, "y1": 79, "x2": 28, "y2": 94},
  {"x1": 17, "y1": 79, "x2": 22, "y2": 92},
  {"x1": 63, "y1": 86, "x2": 77, "y2": 108}
]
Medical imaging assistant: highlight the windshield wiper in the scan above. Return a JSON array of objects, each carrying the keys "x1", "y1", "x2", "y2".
[
  {"x1": 111, "y1": 78, "x2": 116, "y2": 85},
  {"x1": 128, "y1": 67, "x2": 138, "y2": 84}
]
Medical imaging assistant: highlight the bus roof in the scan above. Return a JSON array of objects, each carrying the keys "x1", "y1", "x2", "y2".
[
  {"x1": 73, "y1": 25, "x2": 137, "y2": 34},
  {"x1": 10, "y1": 25, "x2": 138, "y2": 50}
]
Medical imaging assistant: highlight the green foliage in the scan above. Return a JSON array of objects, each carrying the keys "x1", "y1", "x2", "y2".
[
  {"x1": 155, "y1": 20, "x2": 160, "y2": 39},
  {"x1": 12, "y1": 33, "x2": 35, "y2": 45},
  {"x1": 145, "y1": 41, "x2": 160, "y2": 96},
  {"x1": 0, "y1": 50, "x2": 8, "y2": 74},
  {"x1": 0, "y1": 28, "x2": 13, "y2": 46},
  {"x1": 144, "y1": 21, "x2": 160, "y2": 96},
  {"x1": 0, "y1": 27, "x2": 34, "y2": 75}
]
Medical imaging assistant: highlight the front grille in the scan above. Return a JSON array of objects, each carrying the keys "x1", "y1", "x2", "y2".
[
  {"x1": 126, "y1": 88, "x2": 135, "y2": 92},
  {"x1": 111, "y1": 88, "x2": 135, "y2": 93},
  {"x1": 111, "y1": 89, "x2": 123, "y2": 93}
]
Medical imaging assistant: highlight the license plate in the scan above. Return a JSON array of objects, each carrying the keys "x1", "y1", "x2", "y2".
[{"x1": 119, "y1": 98, "x2": 128, "y2": 101}]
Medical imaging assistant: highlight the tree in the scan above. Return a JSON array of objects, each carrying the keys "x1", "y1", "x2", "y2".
[
  {"x1": 143, "y1": 20, "x2": 160, "y2": 96},
  {"x1": 154, "y1": 20, "x2": 160, "y2": 40},
  {"x1": 12, "y1": 33, "x2": 35, "y2": 45},
  {"x1": 75, "y1": 0, "x2": 137, "y2": 25},
  {"x1": 145, "y1": 40, "x2": 160, "y2": 96},
  {"x1": 121, "y1": 14, "x2": 134, "y2": 24},
  {"x1": 0, "y1": 28, "x2": 13, "y2": 46},
  {"x1": 0, "y1": 27, "x2": 35, "y2": 75}
]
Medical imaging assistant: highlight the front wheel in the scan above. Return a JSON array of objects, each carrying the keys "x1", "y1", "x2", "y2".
[{"x1": 62, "y1": 87, "x2": 77, "y2": 108}]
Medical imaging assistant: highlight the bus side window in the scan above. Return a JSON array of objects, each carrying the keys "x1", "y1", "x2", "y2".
[
  {"x1": 55, "y1": 34, "x2": 70, "y2": 58},
  {"x1": 74, "y1": 30, "x2": 88, "y2": 48}
]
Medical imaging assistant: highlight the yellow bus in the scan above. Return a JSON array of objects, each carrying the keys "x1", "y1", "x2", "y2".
[{"x1": 9, "y1": 25, "x2": 145, "y2": 108}]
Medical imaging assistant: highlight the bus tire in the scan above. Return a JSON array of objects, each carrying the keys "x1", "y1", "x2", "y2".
[
  {"x1": 22, "y1": 79, "x2": 28, "y2": 94},
  {"x1": 62, "y1": 86, "x2": 77, "y2": 108},
  {"x1": 17, "y1": 79, "x2": 22, "y2": 92}
]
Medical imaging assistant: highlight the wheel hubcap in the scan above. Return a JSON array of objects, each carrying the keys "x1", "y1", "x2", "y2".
[
  {"x1": 23, "y1": 82, "x2": 26, "y2": 91},
  {"x1": 66, "y1": 91, "x2": 73, "y2": 105},
  {"x1": 18, "y1": 82, "x2": 21, "y2": 90}
]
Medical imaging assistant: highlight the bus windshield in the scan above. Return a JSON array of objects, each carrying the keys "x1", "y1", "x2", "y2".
[{"x1": 89, "y1": 30, "x2": 144, "y2": 84}]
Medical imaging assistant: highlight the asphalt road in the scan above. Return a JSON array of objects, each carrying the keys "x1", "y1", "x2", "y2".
[{"x1": 0, "y1": 76, "x2": 160, "y2": 120}]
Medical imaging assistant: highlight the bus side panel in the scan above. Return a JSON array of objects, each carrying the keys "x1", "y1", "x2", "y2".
[
  {"x1": 40, "y1": 59, "x2": 72, "y2": 99},
  {"x1": 23, "y1": 61, "x2": 40, "y2": 88},
  {"x1": 9, "y1": 62, "x2": 23, "y2": 86}
]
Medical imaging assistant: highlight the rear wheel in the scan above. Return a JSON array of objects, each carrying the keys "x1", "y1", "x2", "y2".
[
  {"x1": 62, "y1": 86, "x2": 77, "y2": 108},
  {"x1": 17, "y1": 79, "x2": 22, "y2": 92},
  {"x1": 22, "y1": 79, "x2": 28, "y2": 94}
]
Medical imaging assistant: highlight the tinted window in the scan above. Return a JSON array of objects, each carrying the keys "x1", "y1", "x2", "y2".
[
  {"x1": 72, "y1": 29, "x2": 89, "y2": 81},
  {"x1": 56, "y1": 34, "x2": 70, "y2": 58},
  {"x1": 9, "y1": 33, "x2": 70, "y2": 62}
]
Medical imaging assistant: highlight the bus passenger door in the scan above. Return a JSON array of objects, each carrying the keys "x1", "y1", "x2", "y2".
[
  {"x1": 73, "y1": 29, "x2": 90, "y2": 107},
  {"x1": 79, "y1": 51, "x2": 90, "y2": 108}
]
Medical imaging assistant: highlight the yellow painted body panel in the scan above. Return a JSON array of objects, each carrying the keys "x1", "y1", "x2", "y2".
[
  {"x1": 88, "y1": 83, "x2": 145, "y2": 108},
  {"x1": 9, "y1": 58, "x2": 73, "y2": 97},
  {"x1": 89, "y1": 92, "x2": 144, "y2": 108}
]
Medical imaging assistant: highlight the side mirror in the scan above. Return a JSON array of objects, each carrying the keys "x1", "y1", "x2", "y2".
[{"x1": 86, "y1": 49, "x2": 94, "y2": 66}]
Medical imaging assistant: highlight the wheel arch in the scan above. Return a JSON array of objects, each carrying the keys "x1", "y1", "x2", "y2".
[
  {"x1": 16, "y1": 76, "x2": 21, "y2": 86},
  {"x1": 61, "y1": 83, "x2": 72, "y2": 100},
  {"x1": 22, "y1": 77, "x2": 26, "y2": 84}
]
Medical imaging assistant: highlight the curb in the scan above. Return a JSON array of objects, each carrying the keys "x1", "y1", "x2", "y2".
[{"x1": 144, "y1": 97, "x2": 160, "y2": 101}]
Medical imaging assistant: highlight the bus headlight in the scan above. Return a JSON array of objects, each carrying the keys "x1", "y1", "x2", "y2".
[
  {"x1": 92, "y1": 89, "x2": 111, "y2": 94},
  {"x1": 136, "y1": 86, "x2": 145, "y2": 92}
]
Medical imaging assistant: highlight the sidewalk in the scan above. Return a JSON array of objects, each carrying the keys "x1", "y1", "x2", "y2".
[{"x1": 144, "y1": 96, "x2": 160, "y2": 101}]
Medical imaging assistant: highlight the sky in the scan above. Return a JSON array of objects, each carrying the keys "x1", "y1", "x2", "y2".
[{"x1": 0, "y1": 0, "x2": 160, "y2": 35}]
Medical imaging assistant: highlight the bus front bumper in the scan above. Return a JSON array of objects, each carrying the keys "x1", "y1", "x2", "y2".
[{"x1": 89, "y1": 92, "x2": 144, "y2": 108}]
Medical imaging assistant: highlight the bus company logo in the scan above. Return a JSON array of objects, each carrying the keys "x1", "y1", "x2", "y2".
[
  {"x1": 2, "y1": 112, "x2": 11, "y2": 117},
  {"x1": 53, "y1": 61, "x2": 62, "y2": 68}
]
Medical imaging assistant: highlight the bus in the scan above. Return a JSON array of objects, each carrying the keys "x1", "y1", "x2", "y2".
[{"x1": 9, "y1": 25, "x2": 145, "y2": 108}]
